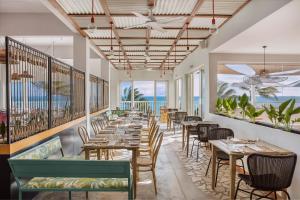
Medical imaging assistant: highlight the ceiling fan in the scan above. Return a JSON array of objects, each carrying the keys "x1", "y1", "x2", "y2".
[
  {"x1": 124, "y1": 9, "x2": 184, "y2": 32},
  {"x1": 225, "y1": 46, "x2": 300, "y2": 85}
]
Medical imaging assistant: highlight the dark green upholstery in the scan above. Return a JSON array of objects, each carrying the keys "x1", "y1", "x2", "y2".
[{"x1": 9, "y1": 137, "x2": 133, "y2": 200}]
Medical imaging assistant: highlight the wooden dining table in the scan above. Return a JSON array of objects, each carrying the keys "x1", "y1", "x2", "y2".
[
  {"x1": 181, "y1": 120, "x2": 219, "y2": 157},
  {"x1": 209, "y1": 139, "x2": 292, "y2": 199}
]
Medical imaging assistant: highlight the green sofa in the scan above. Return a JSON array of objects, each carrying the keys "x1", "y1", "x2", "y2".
[{"x1": 9, "y1": 136, "x2": 133, "y2": 200}]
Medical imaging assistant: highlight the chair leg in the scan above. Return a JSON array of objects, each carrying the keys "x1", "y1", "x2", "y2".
[
  {"x1": 174, "y1": 124, "x2": 176, "y2": 134},
  {"x1": 281, "y1": 190, "x2": 291, "y2": 200},
  {"x1": 196, "y1": 142, "x2": 200, "y2": 162},
  {"x1": 18, "y1": 190, "x2": 22, "y2": 200},
  {"x1": 274, "y1": 191, "x2": 277, "y2": 200},
  {"x1": 250, "y1": 189, "x2": 256, "y2": 200},
  {"x1": 190, "y1": 139, "x2": 196, "y2": 157},
  {"x1": 215, "y1": 160, "x2": 221, "y2": 187},
  {"x1": 234, "y1": 179, "x2": 242, "y2": 200},
  {"x1": 68, "y1": 191, "x2": 72, "y2": 200},
  {"x1": 239, "y1": 158, "x2": 246, "y2": 174},
  {"x1": 152, "y1": 169, "x2": 158, "y2": 195},
  {"x1": 205, "y1": 157, "x2": 211, "y2": 176}
]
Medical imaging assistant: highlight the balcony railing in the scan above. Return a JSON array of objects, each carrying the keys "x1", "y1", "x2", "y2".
[{"x1": 120, "y1": 100, "x2": 167, "y2": 115}]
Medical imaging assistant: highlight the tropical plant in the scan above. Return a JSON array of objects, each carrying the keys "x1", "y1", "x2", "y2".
[
  {"x1": 238, "y1": 93, "x2": 249, "y2": 119},
  {"x1": 245, "y1": 103, "x2": 265, "y2": 123},
  {"x1": 222, "y1": 97, "x2": 237, "y2": 116},
  {"x1": 264, "y1": 104, "x2": 279, "y2": 127},
  {"x1": 217, "y1": 82, "x2": 236, "y2": 99},
  {"x1": 280, "y1": 99, "x2": 300, "y2": 131},
  {"x1": 215, "y1": 98, "x2": 223, "y2": 113},
  {"x1": 236, "y1": 84, "x2": 279, "y2": 100},
  {"x1": 122, "y1": 87, "x2": 147, "y2": 101}
]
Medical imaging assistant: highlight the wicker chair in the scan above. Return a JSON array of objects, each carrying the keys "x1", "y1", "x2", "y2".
[
  {"x1": 173, "y1": 111, "x2": 187, "y2": 134},
  {"x1": 190, "y1": 123, "x2": 219, "y2": 161},
  {"x1": 205, "y1": 128, "x2": 245, "y2": 187},
  {"x1": 235, "y1": 153, "x2": 297, "y2": 200}
]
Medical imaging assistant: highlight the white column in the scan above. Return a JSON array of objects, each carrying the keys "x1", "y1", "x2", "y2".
[{"x1": 73, "y1": 34, "x2": 91, "y2": 135}]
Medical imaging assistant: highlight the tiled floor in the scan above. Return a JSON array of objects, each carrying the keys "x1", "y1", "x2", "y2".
[{"x1": 33, "y1": 124, "x2": 257, "y2": 200}]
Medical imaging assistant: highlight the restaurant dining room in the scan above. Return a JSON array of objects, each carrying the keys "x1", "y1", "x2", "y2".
[{"x1": 1, "y1": 0, "x2": 300, "y2": 199}]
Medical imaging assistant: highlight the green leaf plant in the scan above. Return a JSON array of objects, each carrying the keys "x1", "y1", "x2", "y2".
[
  {"x1": 263, "y1": 104, "x2": 279, "y2": 128},
  {"x1": 222, "y1": 97, "x2": 237, "y2": 117},
  {"x1": 216, "y1": 98, "x2": 223, "y2": 113},
  {"x1": 281, "y1": 99, "x2": 300, "y2": 131},
  {"x1": 245, "y1": 103, "x2": 265, "y2": 123},
  {"x1": 238, "y1": 93, "x2": 249, "y2": 119}
]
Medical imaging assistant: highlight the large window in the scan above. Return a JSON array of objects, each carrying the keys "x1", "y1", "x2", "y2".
[
  {"x1": 176, "y1": 78, "x2": 182, "y2": 110},
  {"x1": 192, "y1": 71, "x2": 200, "y2": 116},
  {"x1": 217, "y1": 63, "x2": 300, "y2": 130},
  {"x1": 120, "y1": 80, "x2": 168, "y2": 115}
]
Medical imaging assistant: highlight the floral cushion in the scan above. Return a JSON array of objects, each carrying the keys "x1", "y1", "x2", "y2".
[
  {"x1": 15, "y1": 137, "x2": 62, "y2": 160},
  {"x1": 23, "y1": 177, "x2": 128, "y2": 190}
]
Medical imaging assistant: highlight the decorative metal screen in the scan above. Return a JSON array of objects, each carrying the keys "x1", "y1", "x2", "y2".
[
  {"x1": 104, "y1": 80, "x2": 109, "y2": 108},
  {"x1": 72, "y1": 69, "x2": 85, "y2": 119},
  {"x1": 97, "y1": 78, "x2": 104, "y2": 110},
  {"x1": 51, "y1": 58, "x2": 71, "y2": 127},
  {"x1": 6, "y1": 37, "x2": 49, "y2": 143},
  {"x1": 90, "y1": 75, "x2": 98, "y2": 113}
]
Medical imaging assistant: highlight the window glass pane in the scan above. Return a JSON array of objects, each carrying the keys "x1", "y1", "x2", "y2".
[
  {"x1": 120, "y1": 81, "x2": 132, "y2": 110},
  {"x1": 156, "y1": 81, "x2": 168, "y2": 114},
  {"x1": 218, "y1": 63, "x2": 300, "y2": 130},
  {"x1": 193, "y1": 71, "x2": 200, "y2": 115},
  {"x1": 133, "y1": 81, "x2": 154, "y2": 112}
]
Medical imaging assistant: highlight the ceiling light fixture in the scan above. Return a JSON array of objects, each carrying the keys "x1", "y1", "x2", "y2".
[
  {"x1": 108, "y1": 22, "x2": 115, "y2": 59},
  {"x1": 209, "y1": 0, "x2": 218, "y2": 35},
  {"x1": 88, "y1": 0, "x2": 97, "y2": 33},
  {"x1": 186, "y1": 23, "x2": 190, "y2": 54},
  {"x1": 174, "y1": 44, "x2": 177, "y2": 64}
]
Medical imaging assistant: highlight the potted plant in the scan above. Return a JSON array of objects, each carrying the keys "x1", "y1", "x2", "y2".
[
  {"x1": 238, "y1": 93, "x2": 249, "y2": 119},
  {"x1": 264, "y1": 104, "x2": 279, "y2": 128},
  {"x1": 245, "y1": 103, "x2": 265, "y2": 123},
  {"x1": 280, "y1": 99, "x2": 300, "y2": 131},
  {"x1": 222, "y1": 97, "x2": 237, "y2": 117}
]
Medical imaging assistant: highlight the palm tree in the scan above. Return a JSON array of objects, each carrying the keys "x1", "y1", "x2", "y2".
[
  {"x1": 122, "y1": 86, "x2": 147, "y2": 101},
  {"x1": 217, "y1": 82, "x2": 236, "y2": 99}
]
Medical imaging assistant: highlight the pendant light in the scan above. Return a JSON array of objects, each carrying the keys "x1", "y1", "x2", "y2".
[
  {"x1": 209, "y1": 0, "x2": 218, "y2": 35},
  {"x1": 88, "y1": 0, "x2": 97, "y2": 33},
  {"x1": 108, "y1": 22, "x2": 115, "y2": 59},
  {"x1": 186, "y1": 23, "x2": 190, "y2": 54}
]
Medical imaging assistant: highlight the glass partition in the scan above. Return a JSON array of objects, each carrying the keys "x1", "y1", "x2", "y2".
[
  {"x1": 120, "y1": 81, "x2": 132, "y2": 110},
  {"x1": 218, "y1": 63, "x2": 300, "y2": 130},
  {"x1": 156, "y1": 81, "x2": 168, "y2": 114},
  {"x1": 97, "y1": 78, "x2": 103, "y2": 110}
]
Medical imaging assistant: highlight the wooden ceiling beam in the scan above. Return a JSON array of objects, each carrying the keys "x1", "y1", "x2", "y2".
[
  {"x1": 97, "y1": 44, "x2": 198, "y2": 47},
  {"x1": 81, "y1": 27, "x2": 208, "y2": 30},
  {"x1": 48, "y1": 0, "x2": 115, "y2": 68},
  {"x1": 160, "y1": 0, "x2": 206, "y2": 69},
  {"x1": 98, "y1": 0, "x2": 132, "y2": 69},
  {"x1": 70, "y1": 13, "x2": 231, "y2": 18},
  {"x1": 91, "y1": 37, "x2": 206, "y2": 40}
]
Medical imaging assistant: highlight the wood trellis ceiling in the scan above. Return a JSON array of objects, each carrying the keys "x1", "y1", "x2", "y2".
[{"x1": 51, "y1": 0, "x2": 250, "y2": 71}]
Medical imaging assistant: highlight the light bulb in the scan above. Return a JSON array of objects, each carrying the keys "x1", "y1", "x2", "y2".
[
  {"x1": 88, "y1": 16, "x2": 97, "y2": 33},
  {"x1": 209, "y1": 19, "x2": 218, "y2": 35},
  {"x1": 186, "y1": 46, "x2": 190, "y2": 54},
  {"x1": 108, "y1": 49, "x2": 115, "y2": 59},
  {"x1": 146, "y1": 56, "x2": 151, "y2": 62}
]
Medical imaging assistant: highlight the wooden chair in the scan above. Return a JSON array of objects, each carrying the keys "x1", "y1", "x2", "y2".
[
  {"x1": 137, "y1": 132, "x2": 164, "y2": 194},
  {"x1": 173, "y1": 112, "x2": 187, "y2": 134},
  {"x1": 139, "y1": 125, "x2": 160, "y2": 156}
]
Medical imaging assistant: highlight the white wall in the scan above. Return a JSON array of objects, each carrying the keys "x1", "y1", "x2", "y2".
[
  {"x1": 0, "y1": 13, "x2": 73, "y2": 36},
  {"x1": 109, "y1": 65, "x2": 120, "y2": 108}
]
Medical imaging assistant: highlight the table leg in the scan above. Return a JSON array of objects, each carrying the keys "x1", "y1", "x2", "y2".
[
  {"x1": 211, "y1": 145, "x2": 217, "y2": 190},
  {"x1": 85, "y1": 149, "x2": 90, "y2": 160},
  {"x1": 229, "y1": 154, "x2": 237, "y2": 200},
  {"x1": 97, "y1": 149, "x2": 101, "y2": 160},
  {"x1": 186, "y1": 130, "x2": 190, "y2": 157},
  {"x1": 182, "y1": 125, "x2": 185, "y2": 150},
  {"x1": 132, "y1": 149, "x2": 137, "y2": 199}
]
